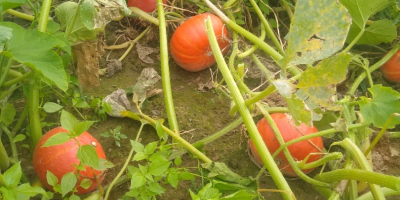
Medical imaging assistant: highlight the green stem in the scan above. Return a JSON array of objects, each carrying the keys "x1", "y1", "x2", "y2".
[
  {"x1": 256, "y1": 103, "x2": 330, "y2": 187},
  {"x1": 0, "y1": 57, "x2": 13, "y2": 89},
  {"x1": 169, "y1": 117, "x2": 243, "y2": 160},
  {"x1": 298, "y1": 152, "x2": 342, "y2": 170},
  {"x1": 11, "y1": 105, "x2": 28, "y2": 135},
  {"x1": 364, "y1": 114, "x2": 396, "y2": 156},
  {"x1": 129, "y1": 7, "x2": 159, "y2": 26},
  {"x1": 202, "y1": 0, "x2": 304, "y2": 76},
  {"x1": 357, "y1": 187, "x2": 400, "y2": 200},
  {"x1": 0, "y1": 139, "x2": 10, "y2": 172},
  {"x1": 122, "y1": 111, "x2": 212, "y2": 163},
  {"x1": 222, "y1": 0, "x2": 238, "y2": 9},
  {"x1": 37, "y1": 0, "x2": 52, "y2": 32},
  {"x1": 118, "y1": 27, "x2": 150, "y2": 61},
  {"x1": 248, "y1": 0, "x2": 284, "y2": 55},
  {"x1": 104, "y1": 123, "x2": 144, "y2": 200},
  {"x1": 342, "y1": 26, "x2": 365, "y2": 53},
  {"x1": 333, "y1": 138, "x2": 385, "y2": 199},
  {"x1": 348, "y1": 44, "x2": 400, "y2": 94},
  {"x1": 205, "y1": 17, "x2": 294, "y2": 200},
  {"x1": 316, "y1": 169, "x2": 400, "y2": 193},
  {"x1": 281, "y1": 0, "x2": 294, "y2": 20},
  {"x1": 273, "y1": 123, "x2": 368, "y2": 157},
  {"x1": 237, "y1": 24, "x2": 266, "y2": 59},
  {"x1": 2, "y1": 71, "x2": 32, "y2": 88},
  {"x1": 158, "y1": 0, "x2": 179, "y2": 135},
  {"x1": 29, "y1": 0, "x2": 53, "y2": 148},
  {"x1": 0, "y1": 124, "x2": 18, "y2": 163},
  {"x1": 28, "y1": 72, "x2": 42, "y2": 148},
  {"x1": 5, "y1": 9, "x2": 35, "y2": 21}
]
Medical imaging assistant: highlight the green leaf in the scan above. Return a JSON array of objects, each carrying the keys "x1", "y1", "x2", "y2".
[
  {"x1": 55, "y1": 2, "x2": 102, "y2": 43},
  {"x1": 15, "y1": 183, "x2": 47, "y2": 198},
  {"x1": 130, "y1": 173, "x2": 146, "y2": 189},
  {"x1": 60, "y1": 110, "x2": 78, "y2": 132},
  {"x1": 339, "y1": 0, "x2": 393, "y2": 28},
  {"x1": 46, "y1": 171, "x2": 59, "y2": 187},
  {"x1": 156, "y1": 121, "x2": 168, "y2": 141},
  {"x1": 0, "y1": 26, "x2": 12, "y2": 51},
  {"x1": 346, "y1": 19, "x2": 397, "y2": 44},
  {"x1": 148, "y1": 161, "x2": 171, "y2": 176},
  {"x1": 296, "y1": 53, "x2": 351, "y2": 111},
  {"x1": 359, "y1": 84, "x2": 400, "y2": 128},
  {"x1": 132, "y1": 152, "x2": 148, "y2": 161},
  {"x1": 130, "y1": 140, "x2": 144, "y2": 153},
  {"x1": 174, "y1": 156, "x2": 182, "y2": 166},
  {"x1": 0, "y1": 22, "x2": 68, "y2": 91},
  {"x1": 73, "y1": 121, "x2": 94, "y2": 136},
  {"x1": 1, "y1": 103, "x2": 16, "y2": 126},
  {"x1": 0, "y1": 0, "x2": 25, "y2": 11},
  {"x1": 148, "y1": 182, "x2": 165, "y2": 195},
  {"x1": 79, "y1": 178, "x2": 92, "y2": 190},
  {"x1": 72, "y1": 98, "x2": 90, "y2": 108},
  {"x1": 202, "y1": 162, "x2": 253, "y2": 186},
  {"x1": 69, "y1": 194, "x2": 81, "y2": 200},
  {"x1": 80, "y1": 0, "x2": 97, "y2": 30},
  {"x1": 41, "y1": 132, "x2": 70, "y2": 147},
  {"x1": 43, "y1": 102, "x2": 63, "y2": 113},
  {"x1": 167, "y1": 172, "x2": 179, "y2": 188},
  {"x1": 61, "y1": 172, "x2": 77, "y2": 197},
  {"x1": 3, "y1": 162, "x2": 21, "y2": 188},
  {"x1": 76, "y1": 145, "x2": 100, "y2": 169},
  {"x1": 179, "y1": 171, "x2": 195, "y2": 180},
  {"x1": 220, "y1": 190, "x2": 255, "y2": 200},
  {"x1": 283, "y1": 0, "x2": 351, "y2": 65},
  {"x1": 144, "y1": 142, "x2": 158, "y2": 155},
  {"x1": 196, "y1": 183, "x2": 221, "y2": 199},
  {"x1": 284, "y1": 95, "x2": 312, "y2": 125},
  {"x1": 13, "y1": 134, "x2": 26, "y2": 143}
]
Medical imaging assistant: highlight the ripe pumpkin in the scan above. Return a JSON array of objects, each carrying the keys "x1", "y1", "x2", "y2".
[
  {"x1": 381, "y1": 50, "x2": 400, "y2": 83},
  {"x1": 249, "y1": 113, "x2": 323, "y2": 177},
  {"x1": 170, "y1": 13, "x2": 230, "y2": 72},
  {"x1": 127, "y1": 0, "x2": 166, "y2": 13},
  {"x1": 33, "y1": 127, "x2": 106, "y2": 194}
]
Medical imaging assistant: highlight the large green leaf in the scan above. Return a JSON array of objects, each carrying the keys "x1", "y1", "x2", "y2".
[
  {"x1": 283, "y1": 0, "x2": 351, "y2": 65},
  {"x1": 55, "y1": 2, "x2": 103, "y2": 43},
  {"x1": 346, "y1": 19, "x2": 397, "y2": 44},
  {"x1": 0, "y1": 0, "x2": 25, "y2": 12},
  {"x1": 359, "y1": 85, "x2": 400, "y2": 128},
  {"x1": 0, "y1": 22, "x2": 68, "y2": 91},
  {"x1": 0, "y1": 26, "x2": 12, "y2": 51},
  {"x1": 339, "y1": 0, "x2": 393, "y2": 28},
  {"x1": 284, "y1": 95, "x2": 312, "y2": 125}
]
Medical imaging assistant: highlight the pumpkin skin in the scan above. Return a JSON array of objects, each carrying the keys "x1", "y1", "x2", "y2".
[
  {"x1": 127, "y1": 0, "x2": 166, "y2": 13},
  {"x1": 170, "y1": 13, "x2": 230, "y2": 72},
  {"x1": 249, "y1": 113, "x2": 323, "y2": 177},
  {"x1": 381, "y1": 50, "x2": 400, "y2": 83},
  {"x1": 33, "y1": 127, "x2": 106, "y2": 194}
]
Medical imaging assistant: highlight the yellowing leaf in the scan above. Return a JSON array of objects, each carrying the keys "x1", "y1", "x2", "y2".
[{"x1": 283, "y1": 0, "x2": 351, "y2": 65}]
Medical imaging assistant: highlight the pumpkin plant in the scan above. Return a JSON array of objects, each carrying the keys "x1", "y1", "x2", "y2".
[
  {"x1": 170, "y1": 13, "x2": 230, "y2": 72},
  {"x1": 380, "y1": 50, "x2": 400, "y2": 83},
  {"x1": 249, "y1": 113, "x2": 323, "y2": 177}
]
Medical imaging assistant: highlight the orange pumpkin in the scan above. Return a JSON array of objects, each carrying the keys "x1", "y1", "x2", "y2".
[
  {"x1": 249, "y1": 113, "x2": 323, "y2": 177},
  {"x1": 170, "y1": 13, "x2": 230, "y2": 72},
  {"x1": 33, "y1": 127, "x2": 106, "y2": 194}
]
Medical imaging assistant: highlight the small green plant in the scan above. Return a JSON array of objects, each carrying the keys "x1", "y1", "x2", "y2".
[
  {"x1": 0, "y1": 162, "x2": 49, "y2": 199},
  {"x1": 101, "y1": 126, "x2": 127, "y2": 147},
  {"x1": 123, "y1": 140, "x2": 194, "y2": 200}
]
